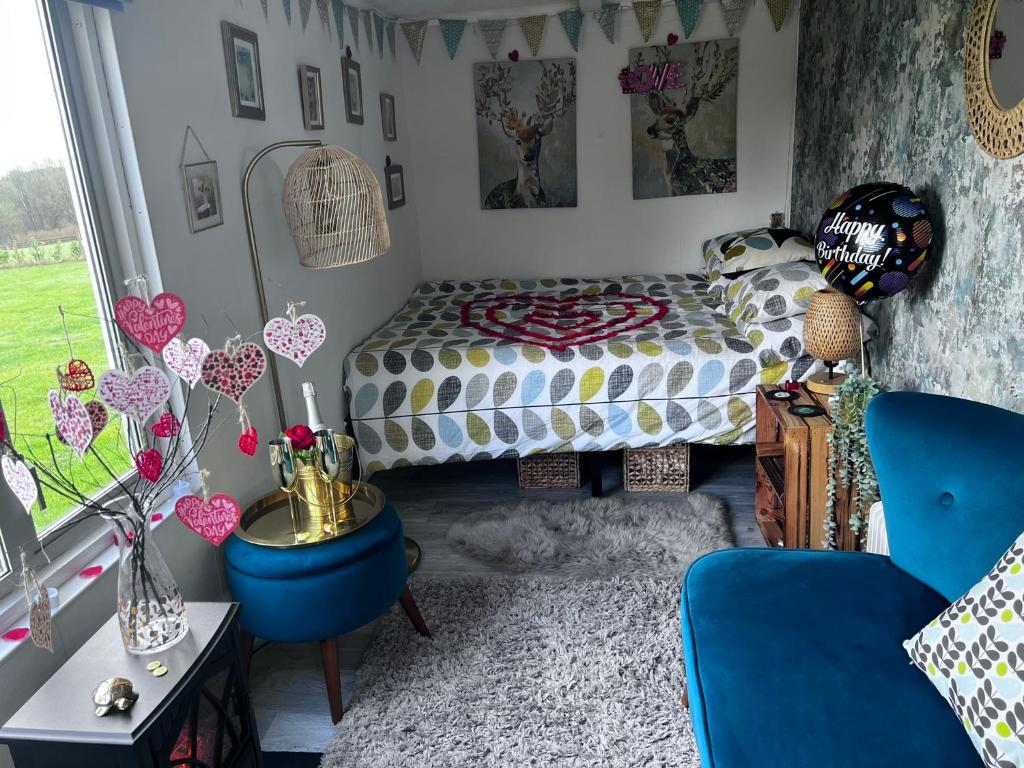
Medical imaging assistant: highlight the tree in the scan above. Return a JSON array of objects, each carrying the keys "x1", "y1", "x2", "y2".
[{"x1": 0, "y1": 160, "x2": 74, "y2": 237}]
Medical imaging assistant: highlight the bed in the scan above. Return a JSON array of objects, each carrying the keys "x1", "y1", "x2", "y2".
[{"x1": 344, "y1": 273, "x2": 818, "y2": 474}]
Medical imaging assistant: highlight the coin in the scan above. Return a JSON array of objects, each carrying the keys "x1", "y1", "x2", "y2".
[
  {"x1": 146, "y1": 661, "x2": 162, "y2": 671},
  {"x1": 152, "y1": 666, "x2": 168, "y2": 677}
]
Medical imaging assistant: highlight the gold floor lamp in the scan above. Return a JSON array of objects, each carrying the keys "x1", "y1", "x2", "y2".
[{"x1": 242, "y1": 140, "x2": 420, "y2": 569}]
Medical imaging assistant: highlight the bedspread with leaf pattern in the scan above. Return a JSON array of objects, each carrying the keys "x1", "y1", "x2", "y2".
[{"x1": 344, "y1": 275, "x2": 817, "y2": 474}]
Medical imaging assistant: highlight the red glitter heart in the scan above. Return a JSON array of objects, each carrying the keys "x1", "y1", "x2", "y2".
[
  {"x1": 59, "y1": 359, "x2": 95, "y2": 392},
  {"x1": 508, "y1": 50, "x2": 519, "y2": 62},
  {"x1": 2, "y1": 628, "x2": 30, "y2": 642},
  {"x1": 150, "y1": 412, "x2": 180, "y2": 438},
  {"x1": 668, "y1": 32, "x2": 679, "y2": 45},
  {"x1": 79, "y1": 565, "x2": 103, "y2": 579},
  {"x1": 238, "y1": 427, "x2": 258, "y2": 457},
  {"x1": 134, "y1": 449, "x2": 163, "y2": 482}
]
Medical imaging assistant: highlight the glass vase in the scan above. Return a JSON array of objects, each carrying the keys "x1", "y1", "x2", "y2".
[{"x1": 113, "y1": 514, "x2": 189, "y2": 654}]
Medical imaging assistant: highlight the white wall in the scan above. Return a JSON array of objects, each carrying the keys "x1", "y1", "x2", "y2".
[{"x1": 403, "y1": 1, "x2": 800, "y2": 280}]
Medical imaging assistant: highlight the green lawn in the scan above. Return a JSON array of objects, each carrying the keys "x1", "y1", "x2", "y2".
[{"x1": 0, "y1": 261, "x2": 132, "y2": 532}]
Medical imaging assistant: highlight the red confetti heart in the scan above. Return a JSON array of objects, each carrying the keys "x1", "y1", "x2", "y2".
[
  {"x1": 508, "y1": 49, "x2": 519, "y2": 62},
  {"x1": 667, "y1": 32, "x2": 679, "y2": 45},
  {"x1": 114, "y1": 292, "x2": 187, "y2": 354},
  {"x1": 2, "y1": 628, "x2": 30, "y2": 642},
  {"x1": 79, "y1": 565, "x2": 103, "y2": 579},
  {"x1": 134, "y1": 449, "x2": 163, "y2": 482},
  {"x1": 200, "y1": 343, "x2": 267, "y2": 404},
  {"x1": 152, "y1": 512, "x2": 164, "y2": 523},
  {"x1": 150, "y1": 412, "x2": 180, "y2": 438},
  {"x1": 238, "y1": 426, "x2": 258, "y2": 457},
  {"x1": 58, "y1": 359, "x2": 95, "y2": 392}
]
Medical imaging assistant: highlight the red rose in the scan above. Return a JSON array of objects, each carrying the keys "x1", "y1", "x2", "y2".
[{"x1": 285, "y1": 424, "x2": 315, "y2": 451}]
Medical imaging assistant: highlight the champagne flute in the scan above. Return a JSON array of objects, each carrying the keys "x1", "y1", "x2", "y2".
[
  {"x1": 269, "y1": 438, "x2": 307, "y2": 543},
  {"x1": 313, "y1": 429, "x2": 341, "y2": 533}
]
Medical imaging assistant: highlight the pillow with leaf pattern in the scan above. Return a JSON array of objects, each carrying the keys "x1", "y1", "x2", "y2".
[
  {"x1": 905, "y1": 532, "x2": 1024, "y2": 768},
  {"x1": 703, "y1": 227, "x2": 814, "y2": 282},
  {"x1": 719, "y1": 261, "x2": 826, "y2": 325}
]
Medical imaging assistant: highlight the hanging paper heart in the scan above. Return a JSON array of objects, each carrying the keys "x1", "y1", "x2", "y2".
[
  {"x1": 58, "y1": 359, "x2": 95, "y2": 392},
  {"x1": 2, "y1": 455, "x2": 37, "y2": 513},
  {"x1": 57, "y1": 400, "x2": 107, "y2": 445},
  {"x1": 200, "y1": 343, "x2": 267, "y2": 403},
  {"x1": 134, "y1": 449, "x2": 162, "y2": 482},
  {"x1": 113, "y1": 293, "x2": 187, "y2": 354},
  {"x1": 175, "y1": 493, "x2": 242, "y2": 546},
  {"x1": 98, "y1": 366, "x2": 171, "y2": 423},
  {"x1": 162, "y1": 337, "x2": 210, "y2": 388},
  {"x1": 150, "y1": 412, "x2": 180, "y2": 438},
  {"x1": 49, "y1": 390, "x2": 93, "y2": 459},
  {"x1": 263, "y1": 314, "x2": 326, "y2": 368},
  {"x1": 238, "y1": 427, "x2": 258, "y2": 457},
  {"x1": 25, "y1": 571, "x2": 53, "y2": 652}
]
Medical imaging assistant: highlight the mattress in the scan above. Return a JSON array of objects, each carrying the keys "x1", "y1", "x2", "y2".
[{"x1": 344, "y1": 274, "x2": 817, "y2": 474}]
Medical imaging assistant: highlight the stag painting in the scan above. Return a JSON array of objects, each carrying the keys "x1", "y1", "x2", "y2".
[
  {"x1": 631, "y1": 40, "x2": 739, "y2": 199},
  {"x1": 474, "y1": 59, "x2": 577, "y2": 209}
]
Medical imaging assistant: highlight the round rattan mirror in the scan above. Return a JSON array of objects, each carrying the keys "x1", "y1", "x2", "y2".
[{"x1": 965, "y1": 0, "x2": 1024, "y2": 158}]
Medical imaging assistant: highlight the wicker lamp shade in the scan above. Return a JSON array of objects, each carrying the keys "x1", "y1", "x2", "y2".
[
  {"x1": 804, "y1": 289, "x2": 861, "y2": 362},
  {"x1": 282, "y1": 145, "x2": 390, "y2": 269}
]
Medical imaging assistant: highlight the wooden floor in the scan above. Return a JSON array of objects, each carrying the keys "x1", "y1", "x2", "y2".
[{"x1": 252, "y1": 445, "x2": 757, "y2": 754}]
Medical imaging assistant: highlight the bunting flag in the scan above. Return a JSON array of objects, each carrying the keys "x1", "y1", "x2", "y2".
[
  {"x1": 374, "y1": 12, "x2": 385, "y2": 58},
  {"x1": 299, "y1": 0, "x2": 312, "y2": 30},
  {"x1": 401, "y1": 20, "x2": 428, "y2": 64},
  {"x1": 440, "y1": 19, "x2": 467, "y2": 60},
  {"x1": 477, "y1": 19, "x2": 507, "y2": 60},
  {"x1": 260, "y1": 0, "x2": 268, "y2": 20},
  {"x1": 331, "y1": 0, "x2": 344, "y2": 44},
  {"x1": 765, "y1": 0, "x2": 790, "y2": 31},
  {"x1": 518, "y1": 15, "x2": 547, "y2": 57},
  {"x1": 347, "y1": 4, "x2": 360, "y2": 47},
  {"x1": 632, "y1": 0, "x2": 661, "y2": 43},
  {"x1": 674, "y1": 0, "x2": 703, "y2": 38},
  {"x1": 362, "y1": 9, "x2": 373, "y2": 50},
  {"x1": 386, "y1": 19, "x2": 397, "y2": 59},
  {"x1": 558, "y1": 9, "x2": 584, "y2": 52},
  {"x1": 283, "y1": 0, "x2": 292, "y2": 25},
  {"x1": 721, "y1": 0, "x2": 752, "y2": 35},
  {"x1": 68, "y1": 0, "x2": 126, "y2": 9},
  {"x1": 315, "y1": 0, "x2": 329, "y2": 29},
  {"x1": 595, "y1": 3, "x2": 619, "y2": 44}
]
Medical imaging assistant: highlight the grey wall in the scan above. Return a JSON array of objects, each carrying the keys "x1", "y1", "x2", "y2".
[{"x1": 790, "y1": 0, "x2": 1024, "y2": 410}]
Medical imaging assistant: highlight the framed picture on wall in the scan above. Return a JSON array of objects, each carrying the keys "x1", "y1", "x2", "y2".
[
  {"x1": 380, "y1": 92, "x2": 397, "y2": 141},
  {"x1": 182, "y1": 160, "x2": 224, "y2": 233},
  {"x1": 342, "y1": 58, "x2": 364, "y2": 125},
  {"x1": 220, "y1": 22, "x2": 265, "y2": 120},
  {"x1": 298, "y1": 64, "x2": 324, "y2": 130},
  {"x1": 385, "y1": 164, "x2": 405, "y2": 209}
]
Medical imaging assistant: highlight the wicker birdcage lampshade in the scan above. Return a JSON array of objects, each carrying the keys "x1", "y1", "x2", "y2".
[
  {"x1": 282, "y1": 145, "x2": 390, "y2": 269},
  {"x1": 804, "y1": 289, "x2": 862, "y2": 394}
]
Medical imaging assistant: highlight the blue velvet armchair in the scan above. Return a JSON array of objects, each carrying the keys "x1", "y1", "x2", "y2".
[{"x1": 680, "y1": 392, "x2": 1024, "y2": 767}]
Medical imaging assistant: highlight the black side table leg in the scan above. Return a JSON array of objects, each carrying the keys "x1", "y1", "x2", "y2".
[{"x1": 589, "y1": 453, "x2": 605, "y2": 498}]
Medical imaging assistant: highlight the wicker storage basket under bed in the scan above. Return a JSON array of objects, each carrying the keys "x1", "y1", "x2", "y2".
[
  {"x1": 623, "y1": 444, "x2": 691, "y2": 492},
  {"x1": 517, "y1": 452, "x2": 581, "y2": 489}
]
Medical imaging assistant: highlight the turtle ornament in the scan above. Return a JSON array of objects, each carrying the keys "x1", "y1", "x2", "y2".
[{"x1": 92, "y1": 677, "x2": 140, "y2": 717}]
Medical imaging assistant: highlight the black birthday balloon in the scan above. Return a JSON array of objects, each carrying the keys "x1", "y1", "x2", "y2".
[{"x1": 814, "y1": 182, "x2": 932, "y2": 304}]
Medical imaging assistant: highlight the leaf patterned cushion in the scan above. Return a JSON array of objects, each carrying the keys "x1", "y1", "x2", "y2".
[
  {"x1": 719, "y1": 261, "x2": 827, "y2": 325},
  {"x1": 905, "y1": 532, "x2": 1024, "y2": 768},
  {"x1": 703, "y1": 227, "x2": 814, "y2": 281}
]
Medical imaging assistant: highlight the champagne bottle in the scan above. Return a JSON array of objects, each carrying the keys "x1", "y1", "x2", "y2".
[{"x1": 302, "y1": 382, "x2": 325, "y2": 432}]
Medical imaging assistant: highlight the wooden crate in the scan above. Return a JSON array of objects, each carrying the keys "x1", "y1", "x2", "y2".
[
  {"x1": 517, "y1": 452, "x2": 581, "y2": 489},
  {"x1": 623, "y1": 444, "x2": 691, "y2": 492}
]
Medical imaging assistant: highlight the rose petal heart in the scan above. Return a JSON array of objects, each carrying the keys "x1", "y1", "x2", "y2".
[
  {"x1": 49, "y1": 389, "x2": 93, "y2": 459},
  {"x1": 58, "y1": 359, "x2": 95, "y2": 392},
  {"x1": 263, "y1": 314, "x2": 327, "y2": 368},
  {"x1": 508, "y1": 49, "x2": 519, "y2": 62},
  {"x1": 134, "y1": 449, "x2": 163, "y2": 482},
  {"x1": 98, "y1": 366, "x2": 171, "y2": 423},
  {"x1": 667, "y1": 32, "x2": 679, "y2": 45},
  {"x1": 150, "y1": 412, "x2": 181, "y2": 438},
  {"x1": 2, "y1": 455, "x2": 37, "y2": 513},
  {"x1": 114, "y1": 292, "x2": 187, "y2": 354},
  {"x1": 162, "y1": 337, "x2": 210, "y2": 388},
  {"x1": 57, "y1": 401, "x2": 107, "y2": 445},
  {"x1": 175, "y1": 493, "x2": 241, "y2": 546},
  {"x1": 238, "y1": 427, "x2": 258, "y2": 457},
  {"x1": 200, "y1": 343, "x2": 267, "y2": 403}
]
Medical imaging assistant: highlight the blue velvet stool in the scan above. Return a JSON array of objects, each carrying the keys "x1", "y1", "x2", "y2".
[{"x1": 225, "y1": 502, "x2": 429, "y2": 723}]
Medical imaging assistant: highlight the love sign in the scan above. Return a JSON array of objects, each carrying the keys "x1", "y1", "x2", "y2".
[
  {"x1": 114, "y1": 293, "x2": 186, "y2": 354},
  {"x1": 175, "y1": 493, "x2": 241, "y2": 546}
]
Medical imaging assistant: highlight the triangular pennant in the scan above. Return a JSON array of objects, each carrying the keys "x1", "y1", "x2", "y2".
[
  {"x1": 374, "y1": 12, "x2": 385, "y2": 58},
  {"x1": 765, "y1": 0, "x2": 790, "y2": 31},
  {"x1": 721, "y1": 0, "x2": 752, "y2": 34},
  {"x1": 386, "y1": 19, "x2": 397, "y2": 59},
  {"x1": 632, "y1": 0, "x2": 661, "y2": 43},
  {"x1": 347, "y1": 4, "x2": 360, "y2": 47},
  {"x1": 331, "y1": 0, "x2": 344, "y2": 45},
  {"x1": 558, "y1": 9, "x2": 584, "y2": 51},
  {"x1": 401, "y1": 20, "x2": 428, "y2": 64},
  {"x1": 595, "y1": 3, "x2": 619, "y2": 43},
  {"x1": 674, "y1": 0, "x2": 703, "y2": 38},
  {"x1": 299, "y1": 0, "x2": 312, "y2": 30},
  {"x1": 439, "y1": 19, "x2": 467, "y2": 60},
  {"x1": 315, "y1": 0, "x2": 329, "y2": 29},
  {"x1": 477, "y1": 19, "x2": 507, "y2": 59},
  {"x1": 518, "y1": 14, "x2": 547, "y2": 57},
  {"x1": 282, "y1": 0, "x2": 292, "y2": 25},
  {"x1": 362, "y1": 9, "x2": 373, "y2": 51},
  {"x1": 260, "y1": 0, "x2": 268, "y2": 20}
]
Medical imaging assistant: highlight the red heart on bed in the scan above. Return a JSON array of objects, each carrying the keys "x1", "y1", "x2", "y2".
[
  {"x1": 668, "y1": 32, "x2": 679, "y2": 45},
  {"x1": 460, "y1": 292, "x2": 669, "y2": 351},
  {"x1": 508, "y1": 50, "x2": 519, "y2": 62}
]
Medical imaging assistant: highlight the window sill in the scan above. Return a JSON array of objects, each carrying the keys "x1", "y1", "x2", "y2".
[{"x1": 0, "y1": 484, "x2": 194, "y2": 666}]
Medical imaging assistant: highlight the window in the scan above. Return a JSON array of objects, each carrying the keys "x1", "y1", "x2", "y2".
[{"x1": 0, "y1": 0, "x2": 135, "y2": 593}]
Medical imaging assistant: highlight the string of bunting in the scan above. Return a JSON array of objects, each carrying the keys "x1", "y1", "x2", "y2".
[{"x1": 299, "y1": 0, "x2": 312, "y2": 31}]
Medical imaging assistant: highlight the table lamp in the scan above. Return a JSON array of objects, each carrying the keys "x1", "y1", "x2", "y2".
[{"x1": 803, "y1": 289, "x2": 862, "y2": 395}]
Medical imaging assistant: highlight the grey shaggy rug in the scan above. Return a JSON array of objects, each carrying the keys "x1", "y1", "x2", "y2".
[
  {"x1": 320, "y1": 575, "x2": 700, "y2": 768},
  {"x1": 446, "y1": 494, "x2": 733, "y2": 576}
]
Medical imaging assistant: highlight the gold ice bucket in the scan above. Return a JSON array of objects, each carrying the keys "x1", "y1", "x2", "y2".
[{"x1": 294, "y1": 435, "x2": 356, "y2": 533}]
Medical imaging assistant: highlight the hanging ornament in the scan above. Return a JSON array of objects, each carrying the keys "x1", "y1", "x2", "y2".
[
  {"x1": 518, "y1": 15, "x2": 547, "y2": 57},
  {"x1": 765, "y1": 0, "x2": 790, "y2": 31},
  {"x1": 263, "y1": 302, "x2": 327, "y2": 368},
  {"x1": 721, "y1": 0, "x2": 752, "y2": 35},
  {"x1": 558, "y1": 9, "x2": 584, "y2": 52},
  {"x1": 98, "y1": 366, "x2": 171, "y2": 424},
  {"x1": 508, "y1": 49, "x2": 520, "y2": 62},
  {"x1": 238, "y1": 426, "x2": 258, "y2": 457},
  {"x1": 299, "y1": 0, "x2": 312, "y2": 30},
  {"x1": 282, "y1": 0, "x2": 292, "y2": 24},
  {"x1": 149, "y1": 411, "x2": 181, "y2": 439},
  {"x1": 21, "y1": 557, "x2": 52, "y2": 653},
  {"x1": 347, "y1": 4, "x2": 360, "y2": 48},
  {"x1": 162, "y1": 336, "x2": 210, "y2": 388},
  {"x1": 134, "y1": 449, "x2": 163, "y2": 482},
  {"x1": 362, "y1": 9, "x2": 373, "y2": 52},
  {"x1": 374, "y1": 11, "x2": 385, "y2": 58},
  {"x1": 440, "y1": 19, "x2": 467, "y2": 60},
  {"x1": 633, "y1": 0, "x2": 661, "y2": 43},
  {"x1": 315, "y1": 0, "x2": 329, "y2": 29},
  {"x1": 386, "y1": 18, "x2": 397, "y2": 59},
  {"x1": 2, "y1": 454, "x2": 38, "y2": 513},
  {"x1": 174, "y1": 469, "x2": 241, "y2": 546},
  {"x1": 58, "y1": 359, "x2": 95, "y2": 393},
  {"x1": 200, "y1": 341, "x2": 267, "y2": 404},
  {"x1": 674, "y1": 0, "x2": 704, "y2": 38},
  {"x1": 401, "y1": 20, "x2": 427, "y2": 63},
  {"x1": 48, "y1": 390, "x2": 93, "y2": 459},
  {"x1": 114, "y1": 291, "x2": 187, "y2": 355},
  {"x1": 477, "y1": 19, "x2": 507, "y2": 59},
  {"x1": 57, "y1": 400, "x2": 107, "y2": 446},
  {"x1": 331, "y1": 0, "x2": 344, "y2": 44},
  {"x1": 595, "y1": 3, "x2": 620, "y2": 44}
]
